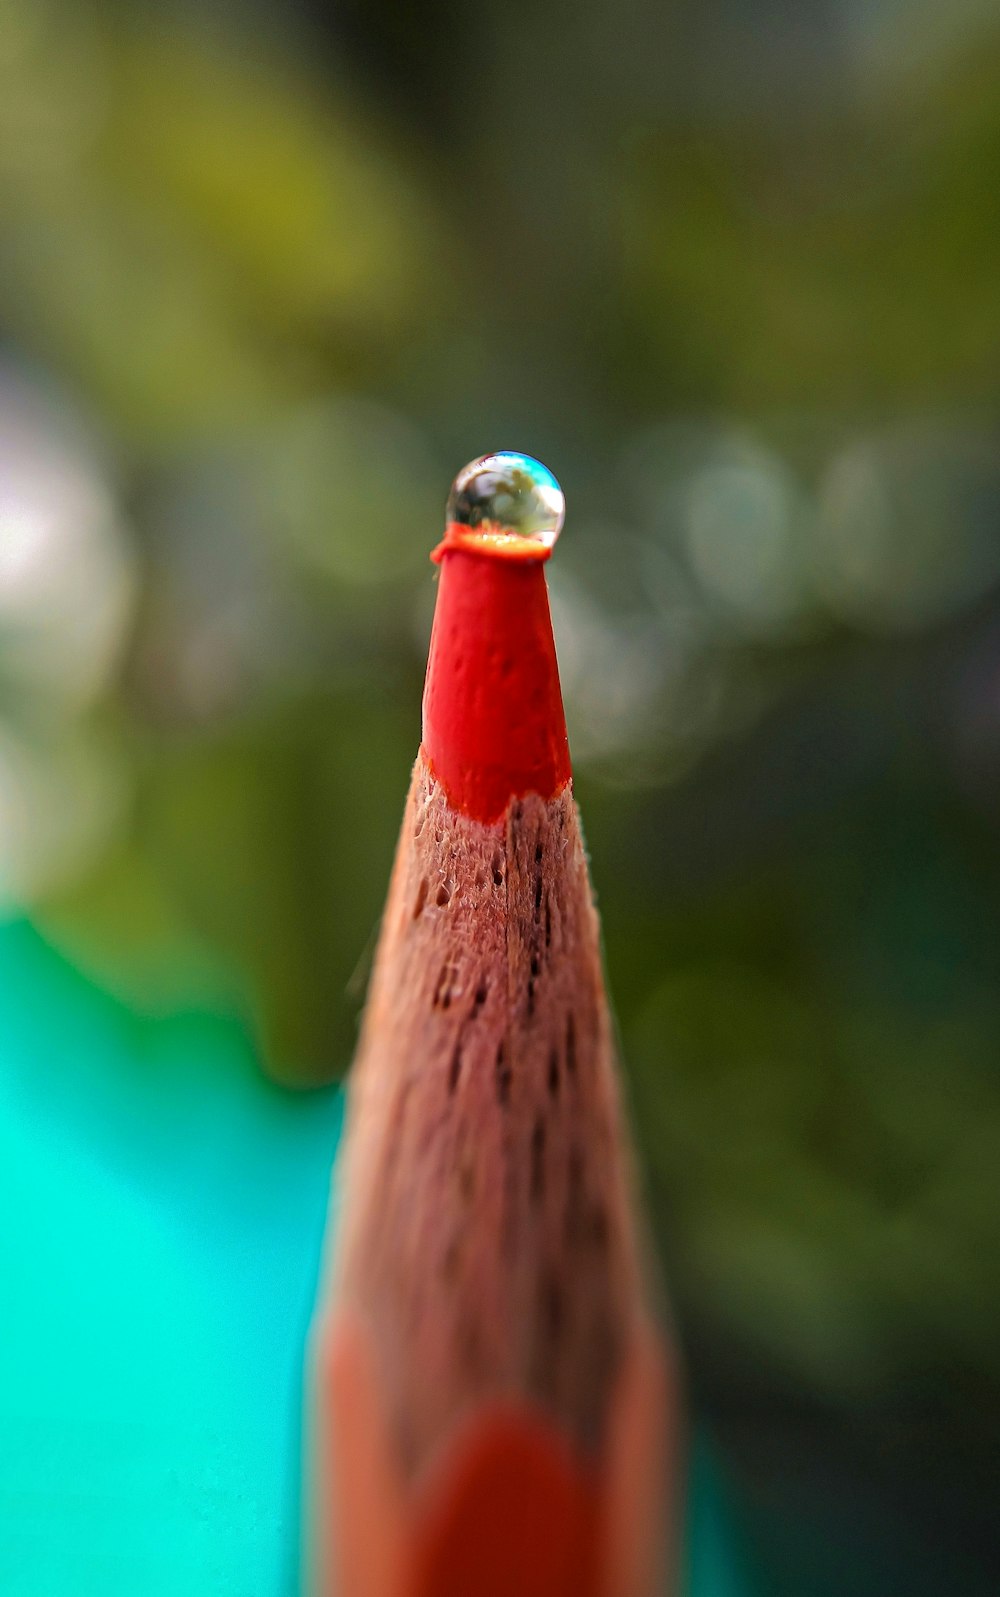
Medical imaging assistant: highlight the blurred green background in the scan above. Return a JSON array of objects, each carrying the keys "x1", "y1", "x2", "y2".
[{"x1": 0, "y1": 0, "x2": 998, "y2": 1592}]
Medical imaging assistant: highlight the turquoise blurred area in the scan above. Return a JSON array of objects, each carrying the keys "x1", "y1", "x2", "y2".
[
  {"x1": 0, "y1": 916, "x2": 751, "y2": 1596},
  {"x1": 0, "y1": 916, "x2": 343, "y2": 1594}
]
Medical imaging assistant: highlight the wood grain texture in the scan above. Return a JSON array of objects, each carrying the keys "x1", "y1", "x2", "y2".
[{"x1": 332, "y1": 752, "x2": 643, "y2": 1479}]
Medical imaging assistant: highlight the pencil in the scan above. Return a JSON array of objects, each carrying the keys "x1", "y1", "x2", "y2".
[{"x1": 311, "y1": 453, "x2": 674, "y2": 1597}]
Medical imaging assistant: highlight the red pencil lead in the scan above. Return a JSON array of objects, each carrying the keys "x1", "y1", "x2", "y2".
[
  {"x1": 310, "y1": 454, "x2": 675, "y2": 1597},
  {"x1": 423, "y1": 453, "x2": 571, "y2": 824}
]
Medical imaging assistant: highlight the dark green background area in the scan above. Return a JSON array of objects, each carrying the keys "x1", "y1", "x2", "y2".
[{"x1": 0, "y1": 1, "x2": 998, "y2": 1591}]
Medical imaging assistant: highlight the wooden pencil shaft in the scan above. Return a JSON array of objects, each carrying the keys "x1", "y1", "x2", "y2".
[{"x1": 333, "y1": 753, "x2": 642, "y2": 1478}]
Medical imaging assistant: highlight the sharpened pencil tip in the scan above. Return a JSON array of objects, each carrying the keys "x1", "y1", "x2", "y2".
[{"x1": 423, "y1": 458, "x2": 571, "y2": 821}]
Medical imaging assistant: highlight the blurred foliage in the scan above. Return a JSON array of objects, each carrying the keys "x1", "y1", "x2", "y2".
[{"x1": 1, "y1": 0, "x2": 999, "y2": 1588}]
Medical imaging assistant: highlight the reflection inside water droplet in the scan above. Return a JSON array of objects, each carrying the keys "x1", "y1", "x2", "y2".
[{"x1": 446, "y1": 452, "x2": 564, "y2": 549}]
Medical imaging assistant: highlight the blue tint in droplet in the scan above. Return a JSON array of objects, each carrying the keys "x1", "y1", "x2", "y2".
[{"x1": 446, "y1": 453, "x2": 565, "y2": 549}]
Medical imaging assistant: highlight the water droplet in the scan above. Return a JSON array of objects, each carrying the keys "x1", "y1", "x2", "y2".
[{"x1": 446, "y1": 452, "x2": 564, "y2": 551}]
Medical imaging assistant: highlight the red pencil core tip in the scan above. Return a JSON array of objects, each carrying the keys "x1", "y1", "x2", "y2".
[
  {"x1": 431, "y1": 521, "x2": 554, "y2": 564},
  {"x1": 423, "y1": 453, "x2": 570, "y2": 822},
  {"x1": 421, "y1": 543, "x2": 571, "y2": 823}
]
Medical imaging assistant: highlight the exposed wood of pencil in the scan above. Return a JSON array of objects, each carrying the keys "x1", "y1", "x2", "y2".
[{"x1": 331, "y1": 750, "x2": 644, "y2": 1477}]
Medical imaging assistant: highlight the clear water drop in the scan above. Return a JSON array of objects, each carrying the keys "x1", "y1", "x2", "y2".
[{"x1": 446, "y1": 452, "x2": 564, "y2": 550}]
